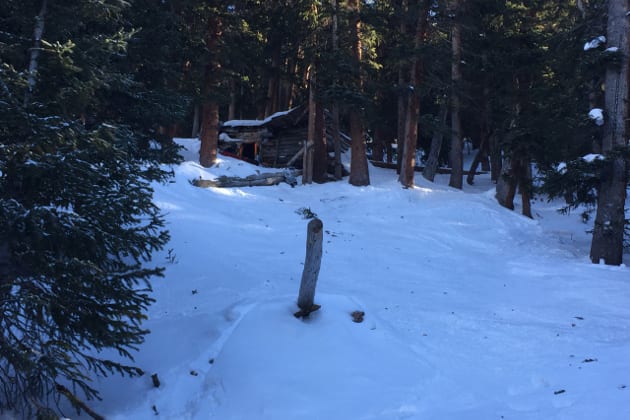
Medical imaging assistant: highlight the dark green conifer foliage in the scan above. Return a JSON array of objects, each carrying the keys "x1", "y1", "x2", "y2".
[{"x1": 0, "y1": 0, "x2": 170, "y2": 416}]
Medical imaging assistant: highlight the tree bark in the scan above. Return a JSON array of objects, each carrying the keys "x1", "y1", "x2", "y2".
[
  {"x1": 288, "y1": 55, "x2": 300, "y2": 110},
  {"x1": 331, "y1": 0, "x2": 343, "y2": 180},
  {"x1": 476, "y1": 68, "x2": 492, "y2": 176},
  {"x1": 518, "y1": 158, "x2": 533, "y2": 219},
  {"x1": 199, "y1": 15, "x2": 222, "y2": 167},
  {"x1": 348, "y1": 110, "x2": 370, "y2": 186},
  {"x1": 496, "y1": 157, "x2": 516, "y2": 210},
  {"x1": 466, "y1": 132, "x2": 489, "y2": 185},
  {"x1": 590, "y1": 0, "x2": 629, "y2": 265},
  {"x1": 466, "y1": 146, "x2": 484, "y2": 186},
  {"x1": 24, "y1": 0, "x2": 48, "y2": 106},
  {"x1": 590, "y1": 157, "x2": 627, "y2": 264},
  {"x1": 372, "y1": 127, "x2": 385, "y2": 162},
  {"x1": 332, "y1": 104, "x2": 343, "y2": 179},
  {"x1": 228, "y1": 78, "x2": 236, "y2": 121},
  {"x1": 489, "y1": 132, "x2": 501, "y2": 182},
  {"x1": 396, "y1": 0, "x2": 409, "y2": 175},
  {"x1": 191, "y1": 104, "x2": 200, "y2": 137},
  {"x1": 199, "y1": 102, "x2": 219, "y2": 167},
  {"x1": 348, "y1": 0, "x2": 370, "y2": 186},
  {"x1": 313, "y1": 99, "x2": 327, "y2": 183},
  {"x1": 600, "y1": 2, "x2": 628, "y2": 153},
  {"x1": 422, "y1": 95, "x2": 448, "y2": 182},
  {"x1": 265, "y1": 42, "x2": 282, "y2": 117},
  {"x1": 400, "y1": 89, "x2": 422, "y2": 186},
  {"x1": 448, "y1": 0, "x2": 463, "y2": 189},
  {"x1": 399, "y1": 0, "x2": 430, "y2": 188},
  {"x1": 304, "y1": 1, "x2": 325, "y2": 183},
  {"x1": 496, "y1": 156, "x2": 532, "y2": 218},
  {"x1": 303, "y1": 65, "x2": 316, "y2": 184},
  {"x1": 296, "y1": 218, "x2": 323, "y2": 318}
]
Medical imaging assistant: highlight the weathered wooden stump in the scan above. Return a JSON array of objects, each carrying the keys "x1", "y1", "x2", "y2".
[{"x1": 294, "y1": 217, "x2": 323, "y2": 318}]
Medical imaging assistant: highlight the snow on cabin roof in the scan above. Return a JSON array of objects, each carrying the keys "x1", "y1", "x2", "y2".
[
  {"x1": 222, "y1": 108, "x2": 297, "y2": 128},
  {"x1": 219, "y1": 132, "x2": 242, "y2": 142}
]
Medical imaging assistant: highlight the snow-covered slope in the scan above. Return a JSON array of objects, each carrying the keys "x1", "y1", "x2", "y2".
[{"x1": 83, "y1": 139, "x2": 629, "y2": 420}]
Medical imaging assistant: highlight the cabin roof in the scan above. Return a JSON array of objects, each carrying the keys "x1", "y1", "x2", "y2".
[{"x1": 221, "y1": 106, "x2": 307, "y2": 130}]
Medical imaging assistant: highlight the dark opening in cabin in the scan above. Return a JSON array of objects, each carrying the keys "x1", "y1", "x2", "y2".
[{"x1": 241, "y1": 143, "x2": 256, "y2": 161}]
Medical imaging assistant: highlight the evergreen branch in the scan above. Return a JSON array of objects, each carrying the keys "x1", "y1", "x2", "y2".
[{"x1": 55, "y1": 383, "x2": 105, "y2": 420}]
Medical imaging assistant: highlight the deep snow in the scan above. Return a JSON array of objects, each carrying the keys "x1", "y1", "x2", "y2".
[{"x1": 79, "y1": 139, "x2": 629, "y2": 420}]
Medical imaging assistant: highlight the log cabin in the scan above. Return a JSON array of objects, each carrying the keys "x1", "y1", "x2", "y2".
[{"x1": 219, "y1": 105, "x2": 350, "y2": 169}]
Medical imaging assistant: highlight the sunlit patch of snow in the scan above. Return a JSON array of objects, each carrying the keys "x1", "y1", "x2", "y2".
[
  {"x1": 219, "y1": 132, "x2": 241, "y2": 142},
  {"x1": 82, "y1": 147, "x2": 630, "y2": 420},
  {"x1": 210, "y1": 188, "x2": 255, "y2": 198}
]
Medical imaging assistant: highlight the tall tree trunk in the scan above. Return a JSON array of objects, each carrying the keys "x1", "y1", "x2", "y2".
[
  {"x1": 496, "y1": 156, "x2": 533, "y2": 218},
  {"x1": 199, "y1": 102, "x2": 219, "y2": 167},
  {"x1": 590, "y1": 157, "x2": 627, "y2": 264},
  {"x1": 467, "y1": 82, "x2": 491, "y2": 185},
  {"x1": 497, "y1": 73, "x2": 532, "y2": 213},
  {"x1": 466, "y1": 135, "x2": 487, "y2": 185},
  {"x1": 228, "y1": 78, "x2": 236, "y2": 121},
  {"x1": 313, "y1": 75, "x2": 328, "y2": 183},
  {"x1": 478, "y1": 67, "x2": 492, "y2": 174},
  {"x1": 496, "y1": 157, "x2": 516, "y2": 210},
  {"x1": 303, "y1": 65, "x2": 316, "y2": 184},
  {"x1": 265, "y1": 43, "x2": 282, "y2": 117},
  {"x1": 448, "y1": 0, "x2": 463, "y2": 189},
  {"x1": 519, "y1": 158, "x2": 533, "y2": 219},
  {"x1": 332, "y1": 104, "x2": 343, "y2": 179},
  {"x1": 348, "y1": 0, "x2": 370, "y2": 186},
  {"x1": 348, "y1": 110, "x2": 370, "y2": 186},
  {"x1": 422, "y1": 95, "x2": 448, "y2": 182},
  {"x1": 372, "y1": 127, "x2": 385, "y2": 162},
  {"x1": 199, "y1": 16, "x2": 222, "y2": 167},
  {"x1": 279, "y1": 58, "x2": 292, "y2": 111},
  {"x1": 489, "y1": 132, "x2": 501, "y2": 182},
  {"x1": 24, "y1": 0, "x2": 48, "y2": 106},
  {"x1": 191, "y1": 104, "x2": 200, "y2": 137},
  {"x1": 396, "y1": 0, "x2": 409, "y2": 174},
  {"x1": 590, "y1": 0, "x2": 629, "y2": 265},
  {"x1": 288, "y1": 55, "x2": 301, "y2": 110},
  {"x1": 332, "y1": 0, "x2": 343, "y2": 180},
  {"x1": 399, "y1": 0, "x2": 430, "y2": 188}
]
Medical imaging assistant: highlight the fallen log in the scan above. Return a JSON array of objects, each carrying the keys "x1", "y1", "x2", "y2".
[{"x1": 192, "y1": 170, "x2": 301, "y2": 188}]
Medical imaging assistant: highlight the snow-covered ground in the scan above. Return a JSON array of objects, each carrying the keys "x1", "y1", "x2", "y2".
[{"x1": 82, "y1": 139, "x2": 629, "y2": 420}]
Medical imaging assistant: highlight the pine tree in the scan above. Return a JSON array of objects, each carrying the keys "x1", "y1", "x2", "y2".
[{"x1": 0, "y1": 0, "x2": 170, "y2": 416}]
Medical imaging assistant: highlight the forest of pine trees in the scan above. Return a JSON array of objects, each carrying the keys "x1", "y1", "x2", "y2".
[{"x1": 0, "y1": 0, "x2": 628, "y2": 417}]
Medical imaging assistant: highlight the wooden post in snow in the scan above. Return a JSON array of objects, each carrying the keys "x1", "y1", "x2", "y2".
[{"x1": 294, "y1": 218, "x2": 323, "y2": 318}]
